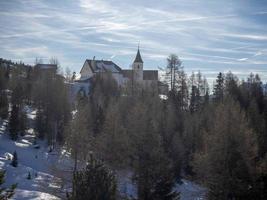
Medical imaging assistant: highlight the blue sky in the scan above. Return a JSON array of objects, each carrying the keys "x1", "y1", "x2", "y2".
[{"x1": 1, "y1": 0, "x2": 267, "y2": 83}]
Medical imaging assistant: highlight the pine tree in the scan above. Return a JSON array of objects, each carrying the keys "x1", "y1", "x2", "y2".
[
  {"x1": 27, "y1": 172, "x2": 31, "y2": 180},
  {"x1": 213, "y1": 72, "x2": 224, "y2": 102},
  {"x1": 0, "y1": 170, "x2": 17, "y2": 199},
  {"x1": 190, "y1": 85, "x2": 198, "y2": 113},
  {"x1": 11, "y1": 151, "x2": 18, "y2": 167},
  {"x1": 126, "y1": 97, "x2": 180, "y2": 200},
  {"x1": 9, "y1": 105, "x2": 19, "y2": 140},
  {"x1": 193, "y1": 98, "x2": 258, "y2": 199},
  {"x1": 0, "y1": 64, "x2": 9, "y2": 121},
  {"x1": 35, "y1": 108, "x2": 46, "y2": 139},
  {"x1": 18, "y1": 109, "x2": 27, "y2": 136},
  {"x1": 0, "y1": 91, "x2": 8, "y2": 120},
  {"x1": 97, "y1": 99, "x2": 129, "y2": 167},
  {"x1": 66, "y1": 101, "x2": 92, "y2": 173},
  {"x1": 68, "y1": 156, "x2": 117, "y2": 200}
]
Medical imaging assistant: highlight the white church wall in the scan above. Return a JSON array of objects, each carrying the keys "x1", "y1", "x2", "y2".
[
  {"x1": 80, "y1": 61, "x2": 93, "y2": 79},
  {"x1": 111, "y1": 73, "x2": 125, "y2": 86}
]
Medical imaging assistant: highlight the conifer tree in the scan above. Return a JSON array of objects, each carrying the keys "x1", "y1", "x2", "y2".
[
  {"x1": 0, "y1": 170, "x2": 16, "y2": 199},
  {"x1": 68, "y1": 155, "x2": 117, "y2": 200},
  {"x1": 0, "y1": 91, "x2": 8, "y2": 120},
  {"x1": 35, "y1": 108, "x2": 47, "y2": 139},
  {"x1": 213, "y1": 72, "x2": 224, "y2": 102},
  {"x1": 9, "y1": 105, "x2": 19, "y2": 140},
  {"x1": 66, "y1": 101, "x2": 92, "y2": 173},
  {"x1": 126, "y1": 96, "x2": 180, "y2": 200},
  {"x1": 11, "y1": 151, "x2": 18, "y2": 167},
  {"x1": 18, "y1": 109, "x2": 27, "y2": 136},
  {"x1": 193, "y1": 99, "x2": 258, "y2": 199},
  {"x1": 27, "y1": 172, "x2": 31, "y2": 180}
]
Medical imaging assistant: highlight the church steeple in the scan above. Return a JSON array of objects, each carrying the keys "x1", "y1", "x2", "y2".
[
  {"x1": 132, "y1": 45, "x2": 143, "y2": 82},
  {"x1": 134, "y1": 45, "x2": 143, "y2": 63}
]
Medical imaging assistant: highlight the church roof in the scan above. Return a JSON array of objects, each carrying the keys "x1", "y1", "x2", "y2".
[
  {"x1": 134, "y1": 48, "x2": 143, "y2": 63},
  {"x1": 143, "y1": 70, "x2": 158, "y2": 80},
  {"x1": 121, "y1": 69, "x2": 158, "y2": 80},
  {"x1": 121, "y1": 69, "x2": 133, "y2": 79},
  {"x1": 84, "y1": 59, "x2": 122, "y2": 73}
]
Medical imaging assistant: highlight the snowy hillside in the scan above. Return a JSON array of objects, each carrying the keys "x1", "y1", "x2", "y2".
[{"x1": 0, "y1": 108, "x2": 73, "y2": 199}]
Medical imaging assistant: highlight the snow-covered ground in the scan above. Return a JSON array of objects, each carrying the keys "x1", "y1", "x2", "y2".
[
  {"x1": 0, "y1": 106, "x2": 206, "y2": 200},
  {"x1": 0, "y1": 108, "x2": 73, "y2": 199},
  {"x1": 175, "y1": 179, "x2": 206, "y2": 200},
  {"x1": 117, "y1": 170, "x2": 206, "y2": 200}
]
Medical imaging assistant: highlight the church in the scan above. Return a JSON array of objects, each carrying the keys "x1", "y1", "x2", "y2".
[{"x1": 70, "y1": 47, "x2": 167, "y2": 98}]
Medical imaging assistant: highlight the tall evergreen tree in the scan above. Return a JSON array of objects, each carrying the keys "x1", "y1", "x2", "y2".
[
  {"x1": 68, "y1": 156, "x2": 117, "y2": 200},
  {"x1": 11, "y1": 151, "x2": 18, "y2": 167},
  {"x1": 9, "y1": 105, "x2": 19, "y2": 140},
  {"x1": 0, "y1": 170, "x2": 16, "y2": 199},
  {"x1": 0, "y1": 91, "x2": 8, "y2": 120},
  {"x1": 213, "y1": 72, "x2": 224, "y2": 102},
  {"x1": 193, "y1": 99, "x2": 258, "y2": 199}
]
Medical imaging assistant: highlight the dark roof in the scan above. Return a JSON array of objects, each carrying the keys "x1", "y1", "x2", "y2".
[
  {"x1": 134, "y1": 48, "x2": 143, "y2": 63},
  {"x1": 85, "y1": 59, "x2": 122, "y2": 73},
  {"x1": 143, "y1": 70, "x2": 158, "y2": 80},
  {"x1": 121, "y1": 69, "x2": 158, "y2": 81},
  {"x1": 121, "y1": 70, "x2": 133, "y2": 79}
]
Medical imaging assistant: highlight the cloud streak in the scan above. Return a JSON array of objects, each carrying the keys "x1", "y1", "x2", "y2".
[{"x1": 0, "y1": 0, "x2": 267, "y2": 83}]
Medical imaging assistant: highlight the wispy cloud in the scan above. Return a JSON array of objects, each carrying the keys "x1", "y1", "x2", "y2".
[
  {"x1": 0, "y1": 0, "x2": 267, "y2": 82},
  {"x1": 220, "y1": 33, "x2": 267, "y2": 41}
]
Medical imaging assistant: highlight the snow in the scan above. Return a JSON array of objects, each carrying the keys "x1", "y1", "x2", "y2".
[
  {"x1": 0, "y1": 108, "x2": 72, "y2": 200},
  {"x1": 175, "y1": 179, "x2": 207, "y2": 200},
  {"x1": 13, "y1": 189, "x2": 59, "y2": 200},
  {"x1": 117, "y1": 170, "x2": 137, "y2": 198},
  {"x1": 117, "y1": 170, "x2": 207, "y2": 200}
]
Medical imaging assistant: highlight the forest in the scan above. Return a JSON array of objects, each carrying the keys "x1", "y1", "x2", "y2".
[{"x1": 0, "y1": 55, "x2": 267, "y2": 200}]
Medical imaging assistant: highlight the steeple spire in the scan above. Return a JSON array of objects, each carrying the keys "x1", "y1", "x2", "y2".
[{"x1": 134, "y1": 45, "x2": 143, "y2": 63}]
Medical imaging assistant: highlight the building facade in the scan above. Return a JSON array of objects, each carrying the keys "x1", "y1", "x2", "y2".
[{"x1": 73, "y1": 47, "x2": 167, "y2": 96}]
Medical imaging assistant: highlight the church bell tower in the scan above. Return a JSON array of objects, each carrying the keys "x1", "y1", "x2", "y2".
[{"x1": 132, "y1": 46, "x2": 143, "y2": 82}]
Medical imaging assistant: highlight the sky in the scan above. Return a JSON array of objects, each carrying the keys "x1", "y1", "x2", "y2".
[{"x1": 1, "y1": 0, "x2": 267, "y2": 83}]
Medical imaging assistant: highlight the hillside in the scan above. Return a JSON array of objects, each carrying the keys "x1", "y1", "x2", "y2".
[{"x1": 0, "y1": 106, "x2": 206, "y2": 200}]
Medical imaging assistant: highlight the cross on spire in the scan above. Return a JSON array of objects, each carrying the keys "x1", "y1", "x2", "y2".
[{"x1": 134, "y1": 43, "x2": 143, "y2": 63}]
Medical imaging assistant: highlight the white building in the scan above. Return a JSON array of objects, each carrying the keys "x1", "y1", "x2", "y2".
[{"x1": 71, "y1": 48, "x2": 167, "y2": 97}]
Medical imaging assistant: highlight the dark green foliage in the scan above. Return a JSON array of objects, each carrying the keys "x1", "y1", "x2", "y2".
[
  {"x1": 189, "y1": 85, "x2": 200, "y2": 113},
  {"x1": 193, "y1": 99, "x2": 258, "y2": 200},
  {"x1": 213, "y1": 72, "x2": 224, "y2": 102},
  {"x1": 18, "y1": 109, "x2": 27, "y2": 136},
  {"x1": 0, "y1": 62, "x2": 9, "y2": 120},
  {"x1": 89, "y1": 72, "x2": 120, "y2": 136},
  {"x1": 35, "y1": 109, "x2": 47, "y2": 139},
  {"x1": 68, "y1": 156, "x2": 117, "y2": 200},
  {"x1": 11, "y1": 151, "x2": 18, "y2": 167},
  {"x1": 9, "y1": 104, "x2": 27, "y2": 139},
  {"x1": 153, "y1": 177, "x2": 180, "y2": 200},
  {"x1": 0, "y1": 91, "x2": 8, "y2": 120},
  {"x1": 32, "y1": 65, "x2": 71, "y2": 144},
  {"x1": 0, "y1": 170, "x2": 17, "y2": 200},
  {"x1": 27, "y1": 172, "x2": 31, "y2": 180},
  {"x1": 11, "y1": 84, "x2": 24, "y2": 106},
  {"x1": 9, "y1": 105, "x2": 19, "y2": 140},
  {"x1": 135, "y1": 149, "x2": 180, "y2": 200}
]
